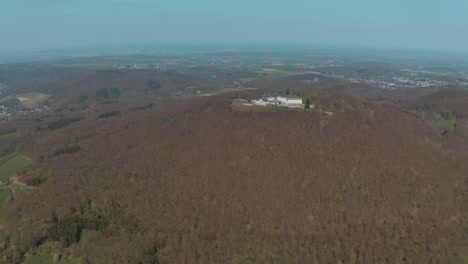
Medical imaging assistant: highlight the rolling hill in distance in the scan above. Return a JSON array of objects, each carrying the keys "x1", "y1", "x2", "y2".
[{"x1": 0, "y1": 51, "x2": 467, "y2": 263}]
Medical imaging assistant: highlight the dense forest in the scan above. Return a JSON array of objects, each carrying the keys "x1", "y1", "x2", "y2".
[{"x1": 0, "y1": 87, "x2": 467, "y2": 263}]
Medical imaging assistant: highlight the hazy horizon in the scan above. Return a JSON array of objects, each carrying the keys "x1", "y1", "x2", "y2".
[{"x1": 1, "y1": 0, "x2": 468, "y2": 54}]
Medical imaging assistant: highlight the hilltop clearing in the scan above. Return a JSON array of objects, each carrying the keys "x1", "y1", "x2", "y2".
[{"x1": 0, "y1": 92, "x2": 49, "y2": 108}]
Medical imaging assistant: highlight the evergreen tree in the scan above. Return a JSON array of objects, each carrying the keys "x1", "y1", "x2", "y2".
[{"x1": 305, "y1": 98, "x2": 311, "y2": 109}]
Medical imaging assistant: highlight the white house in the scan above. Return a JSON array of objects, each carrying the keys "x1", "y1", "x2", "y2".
[
  {"x1": 277, "y1": 95, "x2": 303, "y2": 105},
  {"x1": 251, "y1": 94, "x2": 304, "y2": 108}
]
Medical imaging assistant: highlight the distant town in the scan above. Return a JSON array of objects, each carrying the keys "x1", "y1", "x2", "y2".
[
  {"x1": 0, "y1": 83, "x2": 50, "y2": 121},
  {"x1": 0, "y1": 104, "x2": 49, "y2": 121},
  {"x1": 1, "y1": 52, "x2": 468, "y2": 122}
]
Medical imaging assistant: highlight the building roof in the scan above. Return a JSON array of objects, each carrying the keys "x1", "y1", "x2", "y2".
[{"x1": 278, "y1": 95, "x2": 301, "y2": 99}]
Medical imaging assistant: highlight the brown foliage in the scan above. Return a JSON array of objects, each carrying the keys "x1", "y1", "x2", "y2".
[{"x1": 0, "y1": 92, "x2": 467, "y2": 263}]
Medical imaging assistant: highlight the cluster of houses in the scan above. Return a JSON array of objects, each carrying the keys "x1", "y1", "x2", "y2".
[{"x1": 248, "y1": 94, "x2": 305, "y2": 108}]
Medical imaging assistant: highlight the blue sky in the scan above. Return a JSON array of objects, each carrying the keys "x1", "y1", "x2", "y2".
[{"x1": 1, "y1": 0, "x2": 467, "y2": 53}]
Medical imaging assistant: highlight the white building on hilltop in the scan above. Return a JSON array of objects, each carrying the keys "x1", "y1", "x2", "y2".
[
  {"x1": 251, "y1": 94, "x2": 304, "y2": 108},
  {"x1": 277, "y1": 95, "x2": 303, "y2": 106}
]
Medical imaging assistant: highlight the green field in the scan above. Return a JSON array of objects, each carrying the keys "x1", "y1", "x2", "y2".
[
  {"x1": 23, "y1": 254, "x2": 53, "y2": 264},
  {"x1": 257, "y1": 68, "x2": 299, "y2": 77},
  {"x1": 0, "y1": 131, "x2": 19, "y2": 140},
  {"x1": 436, "y1": 117, "x2": 455, "y2": 133},
  {"x1": 0, "y1": 186, "x2": 31, "y2": 207},
  {"x1": 23, "y1": 254, "x2": 79, "y2": 264},
  {"x1": 238, "y1": 77, "x2": 257, "y2": 83},
  {"x1": 0, "y1": 92, "x2": 49, "y2": 107},
  {"x1": 0, "y1": 151, "x2": 33, "y2": 181}
]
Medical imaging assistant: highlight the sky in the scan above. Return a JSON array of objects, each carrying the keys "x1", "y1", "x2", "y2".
[{"x1": 1, "y1": 0, "x2": 468, "y2": 53}]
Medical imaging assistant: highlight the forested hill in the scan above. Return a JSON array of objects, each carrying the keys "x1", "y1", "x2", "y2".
[{"x1": 0, "y1": 91, "x2": 467, "y2": 263}]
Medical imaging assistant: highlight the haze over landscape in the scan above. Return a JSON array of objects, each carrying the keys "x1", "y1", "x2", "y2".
[
  {"x1": 1, "y1": 0, "x2": 468, "y2": 53},
  {"x1": 0, "y1": 1, "x2": 467, "y2": 264}
]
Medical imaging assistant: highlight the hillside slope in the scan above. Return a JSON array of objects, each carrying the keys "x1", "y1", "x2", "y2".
[
  {"x1": 0, "y1": 92, "x2": 467, "y2": 263},
  {"x1": 398, "y1": 88, "x2": 468, "y2": 138}
]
